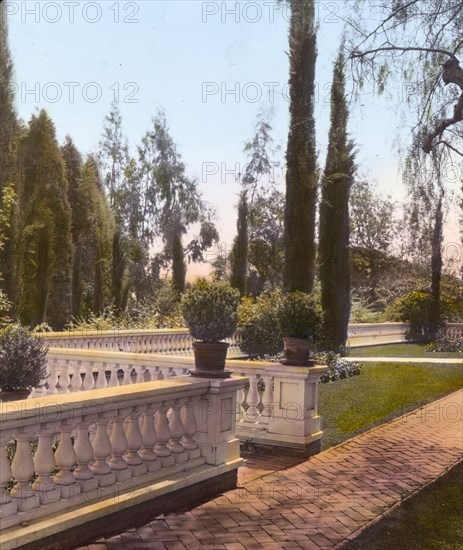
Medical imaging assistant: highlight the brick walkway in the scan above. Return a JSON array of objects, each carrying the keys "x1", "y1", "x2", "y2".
[{"x1": 76, "y1": 389, "x2": 463, "y2": 550}]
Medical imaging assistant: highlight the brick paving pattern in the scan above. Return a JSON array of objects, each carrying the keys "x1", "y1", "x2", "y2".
[{"x1": 76, "y1": 389, "x2": 463, "y2": 549}]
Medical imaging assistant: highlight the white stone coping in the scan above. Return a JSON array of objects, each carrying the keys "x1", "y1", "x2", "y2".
[{"x1": 0, "y1": 376, "x2": 247, "y2": 428}]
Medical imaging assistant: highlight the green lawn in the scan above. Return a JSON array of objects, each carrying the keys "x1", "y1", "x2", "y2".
[
  {"x1": 319, "y1": 362, "x2": 463, "y2": 449},
  {"x1": 350, "y1": 343, "x2": 463, "y2": 359},
  {"x1": 345, "y1": 460, "x2": 463, "y2": 550}
]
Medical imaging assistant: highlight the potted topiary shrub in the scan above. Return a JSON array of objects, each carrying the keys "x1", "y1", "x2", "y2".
[
  {"x1": 0, "y1": 324, "x2": 48, "y2": 401},
  {"x1": 277, "y1": 292, "x2": 322, "y2": 366},
  {"x1": 181, "y1": 279, "x2": 240, "y2": 378}
]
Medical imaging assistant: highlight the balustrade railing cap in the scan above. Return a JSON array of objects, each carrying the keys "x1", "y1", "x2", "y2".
[{"x1": 0, "y1": 377, "x2": 210, "y2": 427}]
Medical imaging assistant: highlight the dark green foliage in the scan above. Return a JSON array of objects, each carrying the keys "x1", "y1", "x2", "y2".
[
  {"x1": 283, "y1": 0, "x2": 318, "y2": 293},
  {"x1": 0, "y1": 6, "x2": 20, "y2": 305},
  {"x1": 230, "y1": 192, "x2": 248, "y2": 296},
  {"x1": 319, "y1": 50, "x2": 356, "y2": 352},
  {"x1": 112, "y1": 230, "x2": 130, "y2": 314},
  {"x1": 237, "y1": 291, "x2": 283, "y2": 357},
  {"x1": 181, "y1": 279, "x2": 240, "y2": 342},
  {"x1": 172, "y1": 230, "x2": 186, "y2": 294},
  {"x1": 386, "y1": 290, "x2": 461, "y2": 342},
  {"x1": 16, "y1": 110, "x2": 72, "y2": 329},
  {"x1": 248, "y1": 190, "x2": 285, "y2": 290},
  {"x1": 0, "y1": 325, "x2": 48, "y2": 390},
  {"x1": 276, "y1": 291, "x2": 323, "y2": 339}
]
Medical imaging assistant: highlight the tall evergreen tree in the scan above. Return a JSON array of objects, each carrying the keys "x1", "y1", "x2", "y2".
[
  {"x1": 61, "y1": 136, "x2": 84, "y2": 316},
  {"x1": 230, "y1": 192, "x2": 249, "y2": 296},
  {"x1": 319, "y1": 51, "x2": 356, "y2": 352},
  {"x1": 16, "y1": 110, "x2": 72, "y2": 329},
  {"x1": 0, "y1": 4, "x2": 20, "y2": 303},
  {"x1": 283, "y1": 0, "x2": 318, "y2": 293}
]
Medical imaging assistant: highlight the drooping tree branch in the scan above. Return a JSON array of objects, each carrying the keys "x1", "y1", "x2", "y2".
[{"x1": 350, "y1": 46, "x2": 463, "y2": 154}]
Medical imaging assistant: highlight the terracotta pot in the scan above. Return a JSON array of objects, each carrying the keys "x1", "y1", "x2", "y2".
[
  {"x1": 190, "y1": 342, "x2": 232, "y2": 378},
  {"x1": 281, "y1": 337, "x2": 315, "y2": 366},
  {"x1": 0, "y1": 389, "x2": 31, "y2": 402}
]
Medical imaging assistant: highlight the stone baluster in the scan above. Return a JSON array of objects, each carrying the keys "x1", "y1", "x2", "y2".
[
  {"x1": 0, "y1": 435, "x2": 17, "y2": 518},
  {"x1": 90, "y1": 412, "x2": 116, "y2": 487},
  {"x1": 54, "y1": 421, "x2": 81, "y2": 499},
  {"x1": 180, "y1": 397, "x2": 200, "y2": 459},
  {"x1": 245, "y1": 375, "x2": 260, "y2": 423},
  {"x1": 95, "y1": 363, "x2": 108, "y2": 389},
  {"x1": 124, "y1": 408, "x2": 147, "y2": 477},
  {"x1": 154, "y1": 404, "x2": 174, "y2": 466},
  {"x1": 240, "y1": 380, "x2": 250, "y2": 421},
  {"x1": 46, "y1": 358, "x2": 59, "y2": 394},
  {"x1": 70, "y1": 361, "x2": 82, "y2": 392},
  {"x1": 74, "y1": 420, "x2": 96, "y2": 489},
  {"x1": 168, "y1": 400, "x2": 188, "y2": 463},
  {"x1": 10, "y1": 427, "x2": 39, "y2": 511},
  {"x1": 133, "y1": 365, "x2": 144, "y2": 384},
  {"x1": 139, "y1": 403, "x2": 161, "y2": 472},
  {"x1": 59, "y1": 360, "x2": 71, "y2": 393},
  {"x1": 83, "y1": 361, "x2": 95, "y2": 391},
  {"x1": 261, "y1": 375, "x2": 274, "y2": 424},
  {"x1": 108, "y1": 410, "x2": 131, "y2": 481},
  {"x1": 32, "y1": 423, "x2": 60, "y2": 504},
  {"x1": 121, "y1": 364, "x2": 132, "y2": 386},
  {"x1": 107, "y1": 363, "x2": 120, "y2": 388}
]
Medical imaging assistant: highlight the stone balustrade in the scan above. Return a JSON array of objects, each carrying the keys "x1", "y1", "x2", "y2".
[
  {"x1": 346, "y1": 322, "x2": 412, "y2": 347},
  {"x1": 0, "y1": 375, "x2": 247, "y2": 549},
  {"x1": 32, "y1": 348, "x2": 327, "y2": 457},
  {"x1": 35, "y1": 328, "x2": 243, "y2": 356},
  {"x1": 35, "y1": 323, "x2": 422, "y2": 356}
]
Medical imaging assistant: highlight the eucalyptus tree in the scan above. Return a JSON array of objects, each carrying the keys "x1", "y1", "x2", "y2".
[
  {"x1": 138, "y1": 111, "x2": 218, "y2": 294},
  {"x1": 283, "y1": 0, "x2": 318, "y2": 293},
  {"x1": 319, "y1": 50, "x2": 356, "y2": 352}
]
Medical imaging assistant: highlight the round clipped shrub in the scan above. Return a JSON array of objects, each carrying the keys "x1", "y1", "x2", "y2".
[
  {"x1": 181, "y1": 279, "x2": 240, "y2": 342},
  {"x1": 276, "y1": 292, "x2": 323, "y2": 339},
  {"x1": 237, "y1": 291, "x2": 283, "y2": 357},
  {"x1": 0, "y1": 324, "x2": 48, "y2": 391}
]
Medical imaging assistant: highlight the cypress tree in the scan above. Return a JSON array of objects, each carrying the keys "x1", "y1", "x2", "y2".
[
  {"x1": 80, "y1": 156, "x2": 115, "y2": 315},
  {"x1": 61, "y1": 136, "x2": 84, "y2": 317},
  {"x1": 319, "y1": 50, "x2": 356, "y2": 352},
  {"x1": 230, "y1": 192, "x2": 249, "y2": 296},
  {"x1": 0, "y1": 5, "x2": 20, "y2": 303},
  {"x1": 172, "y1": 229, "x2": 186, "y2": 294},
  {"x1": 283, "y1": 0, "x2": 318, "y2": 293},
  {"x1": 16, "y1": 110, "x2": 72, "y2": 329}
]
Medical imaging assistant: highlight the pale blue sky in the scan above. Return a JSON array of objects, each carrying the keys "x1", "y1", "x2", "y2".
[{"x1": 7, "y1": 0, "x2": 457, "y2": 269}]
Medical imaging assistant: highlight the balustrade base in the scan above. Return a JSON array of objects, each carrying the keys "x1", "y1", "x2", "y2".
[
  {"x1": 10, "y1": 493, "x2": 38, "y2": 512},
  {"x1": 188, "y1": 448, "x2": 201, "y2": 460},
  {"x1": 159, "y1": 455, "x2": 176, "y2": 468},
  {"x1": 240, "y1": 439, "x2": 321, "y2": 459},
  {"x1": 128, "y1": 463, "x2": 147, "y2": 477},
  {"x1": 174, "y1": 450, "x2": 189, "y2": 464},
  {"x1": 0, "y1": 501, "x2": 17, "y2": 518},
  {"x1": 0, "y1": 460, "x2": 240, "y2": 550},
  {"x1": 93, "y1": 471, "x2": 116, "y2": 487},
  {"x1": 56, "y1": 483, "x2": 81, "y2": 500},
  {"x1": 113, "y1": 468, "x2": 132, "y2": 482}
]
